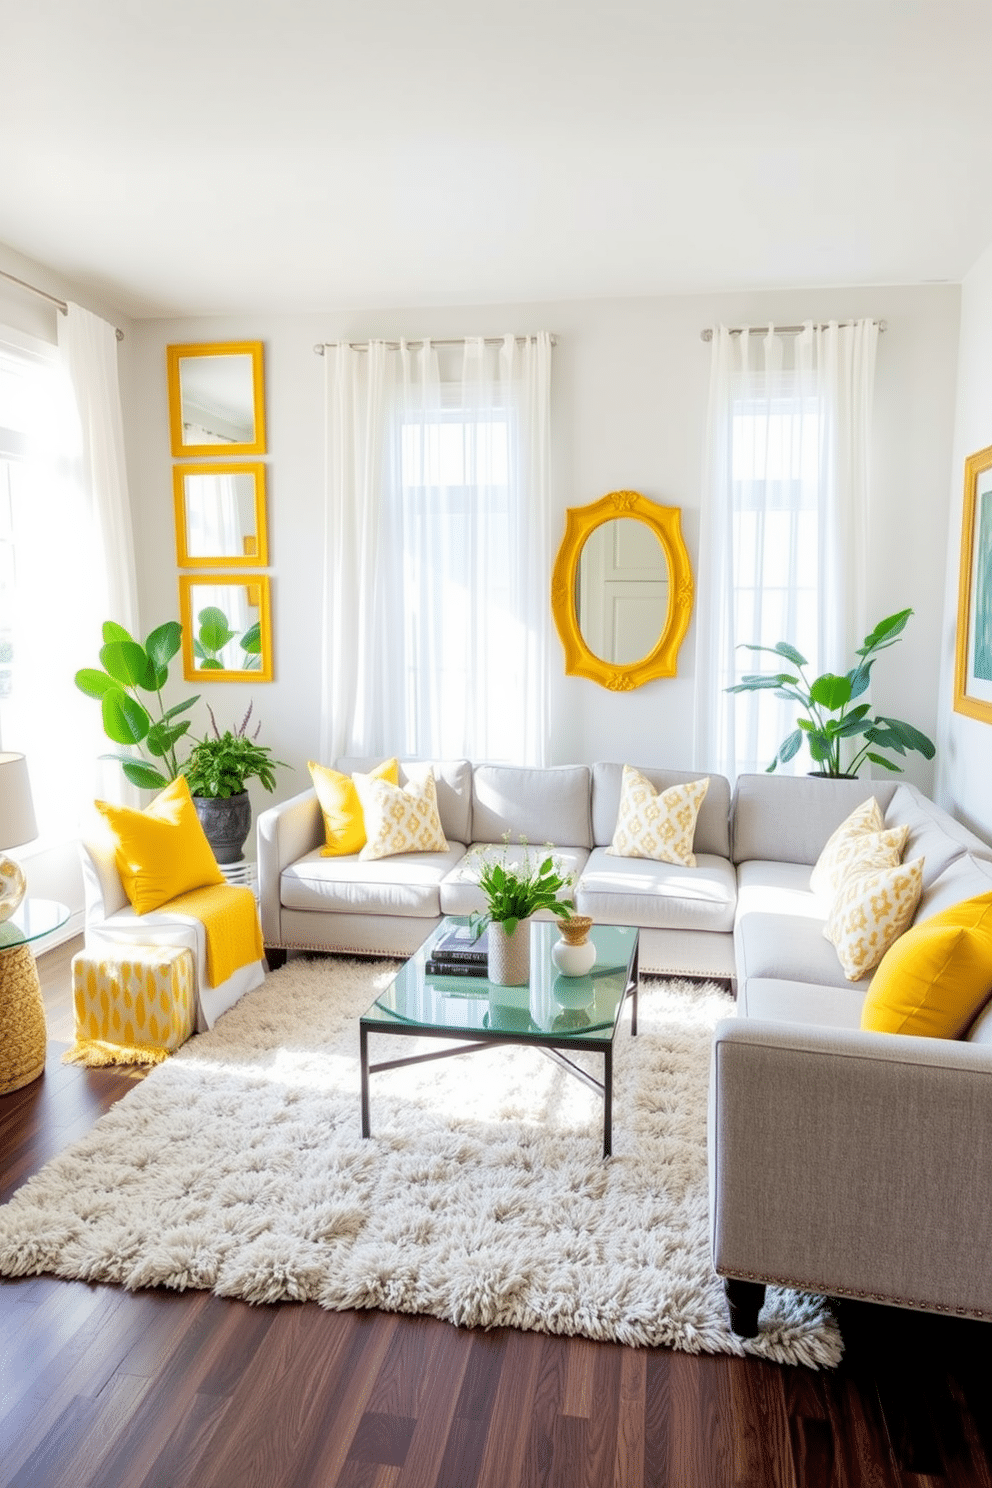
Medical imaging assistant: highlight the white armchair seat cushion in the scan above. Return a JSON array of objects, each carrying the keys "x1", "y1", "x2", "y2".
[
  {"x1": 280, "y1": 843, "x2": 467, "y2": 917},
  {"x1": 576, "y1": 848, "x2": 736, "y2": 932}
]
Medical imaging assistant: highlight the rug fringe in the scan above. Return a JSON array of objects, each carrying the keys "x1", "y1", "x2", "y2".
[{"x1": 62, "y1": 1040, "x2": 171, "y2": 1069}]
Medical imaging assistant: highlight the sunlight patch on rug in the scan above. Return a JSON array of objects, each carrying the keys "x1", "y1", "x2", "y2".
[{"x1": 0, "y1": 956, "x2": 842, "y2": 1367}]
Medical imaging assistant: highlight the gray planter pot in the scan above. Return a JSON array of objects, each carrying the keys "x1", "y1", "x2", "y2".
[{"x1": 192, "y1": 791, "x2": 252, "y2": 865}]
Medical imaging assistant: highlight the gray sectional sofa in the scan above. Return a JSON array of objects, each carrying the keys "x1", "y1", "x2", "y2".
[
  {"x1": 257, "y1": 758, "x2": 992, "y2": 1333},
  {"x1": 257, "y1": 759, "x2": 738, "y2": 978}
]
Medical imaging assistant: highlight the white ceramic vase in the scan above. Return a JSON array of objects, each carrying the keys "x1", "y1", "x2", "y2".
[
  {"x1": 487, "y1": 918, "x2": 531, "y2": 986},
  {"x1": 551, "y1": 915, "x2": 596, "y2": 977}
]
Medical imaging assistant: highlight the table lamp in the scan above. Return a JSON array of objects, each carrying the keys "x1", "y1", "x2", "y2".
[{"x1": 0, "y1": 752, "x2": 37, "y2": 921}]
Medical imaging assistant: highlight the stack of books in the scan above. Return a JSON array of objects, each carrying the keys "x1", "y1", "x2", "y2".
[{"x1": 425, "y1": 922, "x2": 489, "y2": 978}]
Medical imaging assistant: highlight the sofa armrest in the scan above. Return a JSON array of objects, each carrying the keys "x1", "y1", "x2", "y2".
[
  {"x1": 256, "y1": 789, "x2": 324, "y2": 946},
  {"x1": 709, "y1": 1018, "x2": 992, "y2": 1318}
]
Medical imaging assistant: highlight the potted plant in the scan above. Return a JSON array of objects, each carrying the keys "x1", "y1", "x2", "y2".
[
  {"x1": 726, "y1": 608, "x2": 936, "y2": 776},
  {"x1": 75, "y1": 620, "x2": 199, "y2": 789},
  {"x1": 181, "y1": 703, "x2": 288, "y2": 863},
  {"x1": 471, "y1": 838, "x2": 575, "y2": 986}
]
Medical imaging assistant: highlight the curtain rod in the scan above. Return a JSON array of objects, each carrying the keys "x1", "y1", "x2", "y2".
[
  {"x1": 314, "y1": 334, "x2": 557, "y2": 355},
  {"x1": 700, "y1": 319, "x2": 886, "y2": 342},
  {"x1": 0, "y1": 268, "x2": 124, "y2": 341}
]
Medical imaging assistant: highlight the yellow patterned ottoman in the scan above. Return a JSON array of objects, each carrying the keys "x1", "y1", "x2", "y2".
[{"x1": 65, "y1": 945, "x2": 195, "y2": 1067}]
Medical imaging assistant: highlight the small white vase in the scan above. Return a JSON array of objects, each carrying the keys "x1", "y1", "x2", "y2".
[
  {"x1": 551, "y1": 915, "x2": 596, "y2": 977},
  {"x1": 551, "y1": 937, "x2": 596, "y2": 977},
  {"x1": 487, "y1": 918, "x2": 531, "y2": 986}
]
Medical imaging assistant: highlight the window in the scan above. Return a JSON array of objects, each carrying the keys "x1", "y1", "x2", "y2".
[{"x1": 730, "y1": 384, "x2": 821, "y2": 774}]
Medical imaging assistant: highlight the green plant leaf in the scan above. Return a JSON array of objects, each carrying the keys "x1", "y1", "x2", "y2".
[
  {"x1": 865, "y1": 752, "x2": 904, "y2": 772},
  {"x1": 74, "y1": 667, "x2": 116, "y2": 699},
  {"x1": 807, "y1": 731, "x2": 833, "y2": 763},
  {"x1": 121, "y1": 759, "x2": 171, "y2": 789},
  {"x1": 847, "y1": 661, "x2": 874, "y2": 698},
  {"x1": 860, "y1": 609, "x2": 912, "y2": 652},
  {"x1": 102, "y1": 621, "x2": 133, "y2": 644},
  {"x1": 772, "y1": 641, "x2": 808, "y2": 666},
  {"x1": 144, "y1": 621, "x2": 182, "y2": 670},
  {"x1": 199, "y1": 658, "x2": 224, "y2": 670},
  {"x1": 808, "y1": 673, "x2": 852, "y2": 710},
  {"x1": 241, "y1": 622, "x2": 261, "y2": 655},
  {"x1": 162, "y1": 696, "x2": 200, "y2": 722},
  {"x1": 778, "y1": 729, "x2": 804, "y2": 762},
  {"x1": 727, "y1": 672, "x2": 799, "y2": 693},
  {"x1": 875, "y1": 716, "x2": 936, "y2": 759},
  {"x1": 99, "y1": 639, "x2": 153, "y2": 690},
  {"x1": 101, "y1": 689, "x2": 150, "y2": 745},
  {"x1": 197, "y1": 607, "x2": 236, "y2": 653}
]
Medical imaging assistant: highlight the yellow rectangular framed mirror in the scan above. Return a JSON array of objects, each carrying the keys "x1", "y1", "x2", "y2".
[
  {"x1": 179, "y1": 574, "x2": 273, "y2": 682},
  {"x1": 167, "y1": 341, "x2": 266, "y2": 458},
  {"x1": 173, "y1": 461, "x2": 268, "y2": 567}
]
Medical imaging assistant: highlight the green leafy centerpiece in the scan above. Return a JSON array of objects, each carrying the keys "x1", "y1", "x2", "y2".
[
  {"x1": 726, "y1": 608, "x2": 936, "y2": 776},
  {"x1": 471, "y1": 839, "x2": 575, "y2": 986}
]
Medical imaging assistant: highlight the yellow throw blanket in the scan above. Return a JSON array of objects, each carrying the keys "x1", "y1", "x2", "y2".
[{"x1": 164, "y1": 883, "x2": 264, "y2": 988}]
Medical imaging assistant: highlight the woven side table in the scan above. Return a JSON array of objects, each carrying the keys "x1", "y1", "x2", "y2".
[
  {"x1": 0, "y1": 942, "x2": 47, "y2": 1093},
  {"x1": 0, "y1": 899, "x2": 70, "y2": 1095}
]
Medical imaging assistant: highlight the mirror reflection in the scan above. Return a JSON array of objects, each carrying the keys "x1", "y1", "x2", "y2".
[
  {"x1": 179, "y1": 576, "x2": 273, "y2": 682},
  {"x1": 576, "y1": 518, "x2": 670, "y2": 665},
  {"x1": 167, "y1": 342, "x2": 266, "y2": 457},
  {"x1": 173, "y1": 462, "x2": 267, "y2": 567}
]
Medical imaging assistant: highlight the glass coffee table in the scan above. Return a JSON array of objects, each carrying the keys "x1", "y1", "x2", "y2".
[{"x1": 359, "y1": 918, "x2": 639, "y2": 1157}]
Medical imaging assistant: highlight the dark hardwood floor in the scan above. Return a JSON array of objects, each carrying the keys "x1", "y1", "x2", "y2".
[{"x1": 1, "y1": 939, "x2": 991, "y2": 1487}]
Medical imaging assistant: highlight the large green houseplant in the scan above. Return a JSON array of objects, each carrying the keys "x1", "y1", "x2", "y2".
[
  {"x1": 726, "y1": 608, "x2": 936, "y2": 776},
  {"x1": 75, "y1": 620, "x2": 198, "y2": 790},
  {"x1": 76, "y1": 621, "x2": 287, "y2": 863}
]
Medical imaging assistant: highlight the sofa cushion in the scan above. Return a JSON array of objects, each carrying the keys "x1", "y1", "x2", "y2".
[
  {"x1": 576, "y1": 848, "x2": 736, "y2": 932},
  {"x1": 861, "y1": 893, "x2": 992, "y2": 1039},
  {"x1": 280, "y1": 843, "x2": 466, "y2": 917},
  {"x1": 731, "y1": 773, "x2": 898, "y2": 866},
  {"x1": 440, "y1": 843, "x2": 589, "y2": 918},
  {"x1": 336, "y1": 758, "x2": 472, "y2": 845},
  {"x1": 591, "y1": 762, "x2": 731, "y2": 855},
  {"x1": 358, "y1": 770, "x2": 449, "y2": 860},
  {"x1": 824, "y1": 856, "x2": 924, "y2": 981},
  {"x1": 884, "y1": 784, "x2": 992, "y2": 888},
  {"x1": 738, "y1": 976, "x2": 867, "y2": 1028},
  {"x1": 915, "y1": 852, "x2": 992, "y2": 924},
  {"x1": 606, "y1": 767, "x2": 709, "y2": 866},
  {"x1": 735, "y1": 861, "x2": 868, "y2": 991},
  {"x1": 309, "y1": 756, "x2": 397, "y2": 857},
  {"x1": 95, "y1": 776, "x2": 224, "y2": 914},
  {"x1": 471, "y1": 764, "x2": 592, "y2": 848}
]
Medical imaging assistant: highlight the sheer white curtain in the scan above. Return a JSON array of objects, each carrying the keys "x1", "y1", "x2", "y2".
[
  {"x1": 321, "y1": 334, "x2": 552, "y2": 765},
  {"x1": 693, "y1": 320, "x2": 879, "y2": 779}
]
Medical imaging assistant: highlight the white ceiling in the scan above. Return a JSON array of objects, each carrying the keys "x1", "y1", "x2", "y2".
[{"x1": 4, "y1": 0, "x2": 992, "y2": 318}]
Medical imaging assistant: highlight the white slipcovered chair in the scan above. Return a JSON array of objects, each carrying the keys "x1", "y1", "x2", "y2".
[{"x1": 79, "y1": 831, "x2": 265, "y2": 1032}]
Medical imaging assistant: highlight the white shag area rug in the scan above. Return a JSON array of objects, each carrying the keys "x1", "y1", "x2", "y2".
[{"x1": 0, "y1": 957, "x2": 842, "y2": 1368}]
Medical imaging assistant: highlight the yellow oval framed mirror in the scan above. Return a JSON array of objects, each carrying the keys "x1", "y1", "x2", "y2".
[{"x1": 551, "y1": 491, "x2": 693, "y2": 689}]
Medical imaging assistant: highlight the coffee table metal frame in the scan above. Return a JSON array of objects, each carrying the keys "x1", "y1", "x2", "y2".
[{"x1": 359, "y1": 919, "x2": 639, "y2": 1158}]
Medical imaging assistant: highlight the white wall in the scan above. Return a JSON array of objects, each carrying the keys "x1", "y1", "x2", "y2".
[
  {"x1": 124, "y1": 283, "x2": 959, "y2": 814},
  {"x1": 936, "y1": 240, "x2": 992, "y2": 840}
]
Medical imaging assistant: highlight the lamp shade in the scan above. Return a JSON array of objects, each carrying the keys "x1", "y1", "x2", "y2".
[{"x1": 0, "y1": 752, "x2": 38, "y2": 849}]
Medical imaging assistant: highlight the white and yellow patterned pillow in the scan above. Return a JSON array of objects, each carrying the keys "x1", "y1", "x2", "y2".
[
  {"x1": 810, "y1": 824, "x2": 909, "y2": 901},
  {"x1": 809, "y1": 797, "x2": 885, "y2": 897},
  {"x1": 359, "y1": 769, "x2": 449, "y2": 861},
  {"x1": 606, "y1": 767, "x2": 709, "y2": 867},
  {"x1": 824, "y1": 856, "x2": 924, "y2": 981}
]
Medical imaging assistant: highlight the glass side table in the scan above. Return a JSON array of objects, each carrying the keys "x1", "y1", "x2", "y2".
[{"x1": 0, "y1": 898, "x2": 70, "y2": 1094}]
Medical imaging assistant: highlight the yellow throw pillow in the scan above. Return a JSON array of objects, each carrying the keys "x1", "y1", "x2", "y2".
[
  {"x1": 861, "y1": 892, "x2": 992, "y2": 1038},
  {"x1": 809, "y1": 825, "x2": 909, "y2": 901},
  {"x1": 809, "y1": 796, "x2": 885, "y2": 896},
  {"x1": 824, "y1": 856, "x2": 924, "y2": 981},
  {"x1": 358, "y1": 769, "x2": 449, "y2": 861},
  {"x1": 606, "y1": 767, "x2": 709, "y2": 867},
  {"x1": 95, "y1": 775, "x2": 224, "y2": 915},
  {"x1": 308, "y1": 757, "x2": 398, "y2": 856}
]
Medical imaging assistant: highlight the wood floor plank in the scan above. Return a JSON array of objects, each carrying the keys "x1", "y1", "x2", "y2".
[
  {"x1": 612, "y1": 1346, "x2": 647, "y2": 1488},
  {"x1": 474, "y1": 1325, "x2": 546, "y2": 1488},
  {"x1": 389, "y1": 1319, "x2": 473, "y2": 1488}
]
